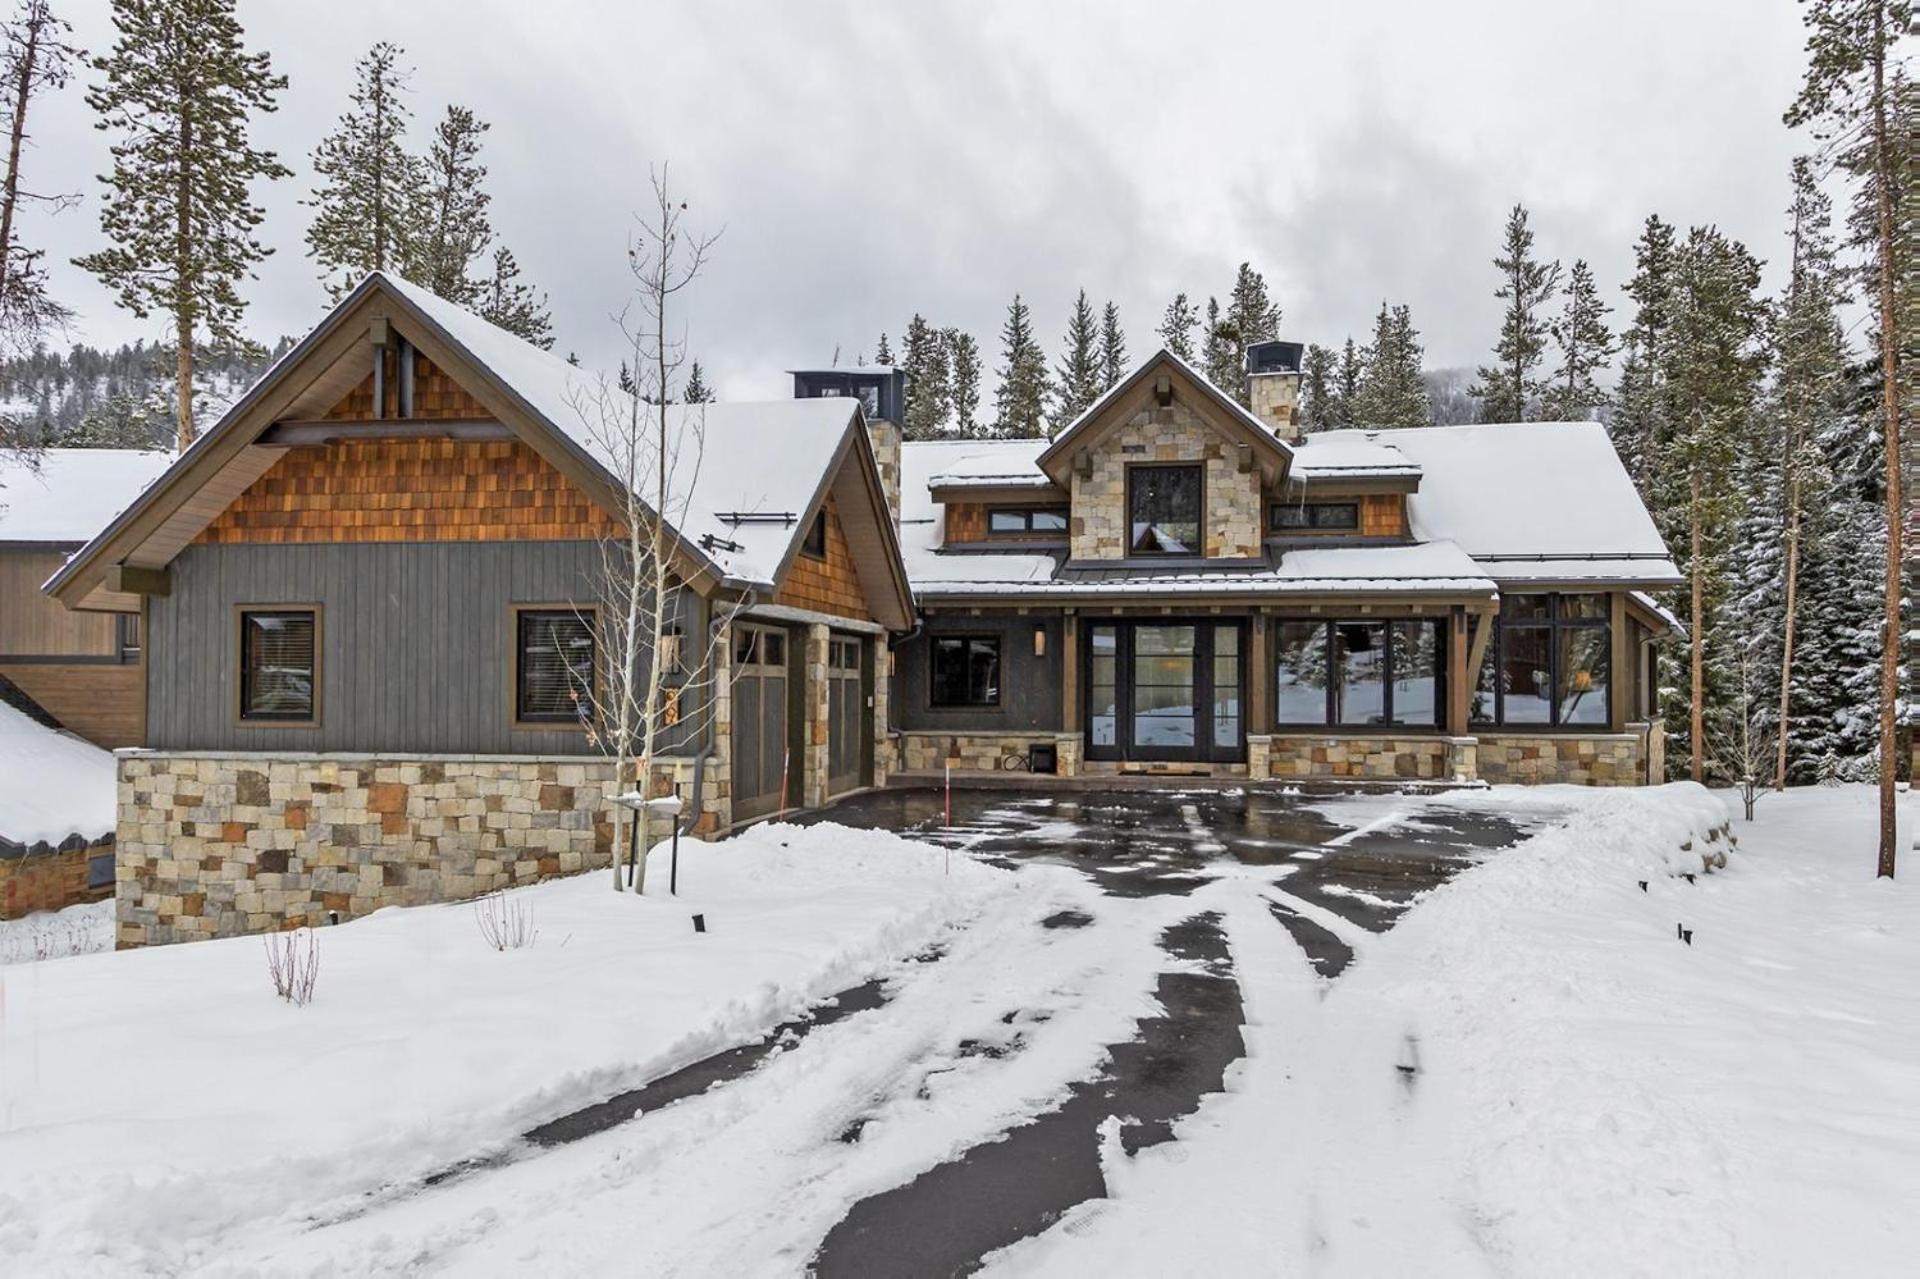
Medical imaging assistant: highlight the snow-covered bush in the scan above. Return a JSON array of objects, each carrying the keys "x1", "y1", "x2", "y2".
[
  {"x1": 264, "y1": 928, "x2": 319, "y2": 1005},
  {"x1": 475, "y1": 892, "x2": 538, "y2": 950}
]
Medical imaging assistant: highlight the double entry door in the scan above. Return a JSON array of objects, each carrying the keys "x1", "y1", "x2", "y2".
[{"x1": 1084, "y1": 620, "x2": 1246, "y2": 763}]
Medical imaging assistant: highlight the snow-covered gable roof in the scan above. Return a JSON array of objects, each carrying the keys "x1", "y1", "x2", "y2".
[
  {"x1": 1288, "y1": 432, "x2": 1422, "y2": 482},
  {"x1": 0, "y1": 448, "x2": 174, "y2": 544},
  {"x1": 922, "y1": 438, "x2": 1056, "y2": 491}
]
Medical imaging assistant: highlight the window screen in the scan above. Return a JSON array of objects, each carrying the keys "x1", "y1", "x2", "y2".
[
  {"x1": 240, "y1": 610, "x2": 317, "y2": 721},
  {"x1": 517, "y1": 609, "x2": 596, "y2": 724}
]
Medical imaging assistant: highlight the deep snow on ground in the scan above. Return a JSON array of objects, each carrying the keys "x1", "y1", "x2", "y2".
[
  {"x1": 0, "y1": 823, "x2": 1018, "y2": 1273},
  {"x1": 989, "y1": 783, "x2": 1920, "y2": 1278},
  {"x1": 0, "y1": 898, "x2": 112, "y2": 965},
  {"x1": 0, "y1": 700, "x2": 117, "y2": 845}
]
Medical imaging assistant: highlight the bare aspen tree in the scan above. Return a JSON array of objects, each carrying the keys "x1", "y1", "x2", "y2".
[{"x1": 568, "y1": 172, "x2": 726, "y2": 894}]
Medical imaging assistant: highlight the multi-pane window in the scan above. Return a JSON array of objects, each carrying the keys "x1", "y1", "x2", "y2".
[
  {"x1": 1272, "y1": 618, "x2": 1445, "y2": 728},
  {"x1": 1472, "y1": 593, "x2": 1610, "y2": 727},
  {"x1": 1128, "y1": 465, "x2": 1202, "y2": 555},
  {"x1": 516, "y1": 609, "x2": 596, "y2": 725},
  {"x1": 987, "y1": 507, "x2": 1069, "y2": 535},
  {"x1": 240, "y1": 609, "x2": 318, "y2": 722},
  {"x1": 1269, "y1": 501, "x2": 1360, "y2": 532},
  {"x1": 930, "y1": 635, "x2": 1001, "y2": 707},
  {"x1": 734, "y1": 625, "x2": 788, "y2": 669}
]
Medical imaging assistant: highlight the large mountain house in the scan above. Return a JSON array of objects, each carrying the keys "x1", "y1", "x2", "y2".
[{"x1": 44, "y1": 279, "x2": 1678, "y2": 949}]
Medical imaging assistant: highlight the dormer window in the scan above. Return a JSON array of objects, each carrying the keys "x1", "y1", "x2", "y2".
[
  {"x1": 988, "y1": 507, "x2": 1068, "y2": 536},
  {"x1": 1270, "y1": 501, "x2": 1360, "y2": 532},
  {"x1": 1128, "y1": 464, "x2": 1202, "y2": 555}
]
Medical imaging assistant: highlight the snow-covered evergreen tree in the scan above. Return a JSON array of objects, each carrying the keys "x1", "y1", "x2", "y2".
[
  {"x1": 1225, "y1": 263, "x2": 1280, "y2": 348},
  {"x1": 477, "y1": 246, "x2": 552, "y2": 348},
  {"x1": 1201, "y1": 296, "x2": 1238, "y2": 396},
  {"x1": 1541, "y1": 259, "x2": 1612, "y2": 420},
  {"x1": 1470, "y1": 203, "x2": 1562, "y2": 423},
  {"x1": 1050, "y1": 289, "x2": 1101, "y2": 432},
  {"x1": 77, "y1": 0, "x2": 290, "y2": 449},
  {"x1": 682, "y1": 360, "x2": 713, "y2": 404},
  {"x1": 0, "y1": 0, "x2": 79, "y2": 363},
  {"x1": 946, "y1": 328, "x2": 982, "y2": 437},
  {"x1": 304, "y1": 43, "x2": 420, "y2": 299},
  {"x1": 901, "y1": 313, "x2": 948, "y2": 439},
  {"x1": 1351, "y1": 302, "x2": 1430, "y2": 427},
  {"x1": 1300, "y1": 343, "x2": 1337, "y2": 432},
  {"x1": 1334, "y1": 338, "x2": 1362, "y2": 427},
  {"x1": 410, "y1": 105, "x2": 492, "y2": 304},
  {"x1": 1098, "y1": 300, "x2": 1127, "y2": 390},
  {"x1": 1612, "y1": 215, "x2": 1677, "y2": 496},
  {"x1": 992, "y1": 293, "x2": 1048, "y2": 439},
  {"x1": 1157, "y1": 292, "x2": 1199, "y2": 362},
  {"x1": 873, "y1": 331, "x2": 894, "y2": 366}
]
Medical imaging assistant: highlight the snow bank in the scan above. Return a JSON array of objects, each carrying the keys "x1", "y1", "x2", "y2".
[
  {"x1": 0, "y1": 823, "x2": 1014, "y2": 1272},
  {"x1": 991, "y1": 783, "x2": 1920, "y2": 1277},
  {"x1": 0, "y1": 701, "x2": 117, "y2": 845}
]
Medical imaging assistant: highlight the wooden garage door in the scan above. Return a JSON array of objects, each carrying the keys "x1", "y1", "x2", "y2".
[
  {"x1": 731, "y1": 624, "x2": 791, "y2": 822},
  {"x1": 826, "y1": 634, "x2": 863, "y2": 797}
]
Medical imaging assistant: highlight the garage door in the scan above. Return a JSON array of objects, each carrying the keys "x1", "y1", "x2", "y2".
[
  {"x1": 731, "y1": 624, "x2": 791, "y2": 822},
  {"x1": 826, "y1": 634, "x2": 863, "y2": 797}
]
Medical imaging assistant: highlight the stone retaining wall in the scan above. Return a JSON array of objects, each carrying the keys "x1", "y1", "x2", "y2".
[
  {"x1": 1477, "y1": 732, "x2": 1646, "y2": 786},
  {"x1": 113, "y1": 752, "x2": 724, "y2": 949},
  {"x1": 0, "y1": 834, "x2": 114, "y2": 919},
  {"x1": 899, "y1": 731, "x2": 1083, "y2": 778}
]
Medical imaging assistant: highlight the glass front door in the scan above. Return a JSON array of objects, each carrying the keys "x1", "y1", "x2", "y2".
[{"x1": 1084, "y1": 620, "x2": 1245, "y2": 763}]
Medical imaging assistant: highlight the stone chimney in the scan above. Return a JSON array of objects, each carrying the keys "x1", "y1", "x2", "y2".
[
  {"x1": 791, "y1": 366, "x2": 904, "y2": 531},
  {"x1": 1245, "y1": 340, "x2": 1304, "y2": 443}
]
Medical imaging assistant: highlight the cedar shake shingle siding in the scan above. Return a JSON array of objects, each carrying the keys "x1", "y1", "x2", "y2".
[{"x1": 776, "y1": 496, "x2": 874, "y2": 622}]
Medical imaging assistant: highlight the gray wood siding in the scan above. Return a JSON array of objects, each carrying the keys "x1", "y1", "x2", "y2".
[
  {"x1": 148, "y1": 541, "x2": 704, "y2": 754},
  {"x1": 893, "y1": 614, "x2": 1064, "y2": 733}
]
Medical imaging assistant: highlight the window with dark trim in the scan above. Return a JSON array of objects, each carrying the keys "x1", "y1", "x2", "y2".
[
  {"x1": 1269, "y1": 501, "x2": 1360, "y2": 532},
  {"x1": 987, "y1": 507, "x2": 1069, "y2": 536},
  {"x1": 801, "y1": 510, "x2": 828, "y2": 559},
  {"x1": 240, "y1": 609, "x2": 317, "y2": 722},
  {"x1": 516, "y1": 608, "x2": 597, "y2": 725},
  {"x1": 1471, "y1": 593, "x2": 1610, "y2": 727},
  {"x1": 1128, "y1": 464, "x2": 1202, "y2": 554},
  {"x1": 116, "y1": 613, "x2": 141, "y2": 664},
  {"x1": 930, "y1": 635, "x2": 1001, "y2": 707},
  {"x1": 1272, "y1": 618, "x2": 1444, "y2": 728}
]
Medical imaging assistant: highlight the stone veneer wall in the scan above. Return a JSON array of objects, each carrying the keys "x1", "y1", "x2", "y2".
[
  {"x1": 1069, "y1": 400, "x2": 1262, "y2": 561},
  {"x1": 113, "y1": 752, "x2": 727, "y2": 949},
  {"x1": 1477, "y1": 733, "x2": 1646, "y2": 786},
  {"x1": 1251, "y1": 734, "x2": 1473, "y2": 782},
  {"x1": 1, "y1": 835, "x2": 113, "y2": 919},
  {"x1": 899, "y1": 731, "x2": 1083, "y2": 778}
]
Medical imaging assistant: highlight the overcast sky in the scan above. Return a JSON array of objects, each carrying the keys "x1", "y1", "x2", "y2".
[{"x1": 26, "y1": 0, "x2": 1813, "y2": 398}]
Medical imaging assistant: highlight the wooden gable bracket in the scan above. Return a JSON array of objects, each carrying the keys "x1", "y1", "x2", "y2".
[
  {"x1": 1153, "y1": 374, "x2": 1173, "y2": 406},
  {"x1": 1074, "y1": 449, "x2": 1094, "y2": 480},
  {"x1": 105, "y1": 563, "x2": 170, "y2": 597},
  {"x1": 1236, "y1": 442, "x2": 1254, "y2": 474}
]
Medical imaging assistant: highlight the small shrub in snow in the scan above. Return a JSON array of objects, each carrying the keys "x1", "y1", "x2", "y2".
[
  {"x1": 264, "y1": 928, "x2": 320, "y2": 1005},
  {"x1": 475, "y1": 892, "x2": 538, "y2": 950}
]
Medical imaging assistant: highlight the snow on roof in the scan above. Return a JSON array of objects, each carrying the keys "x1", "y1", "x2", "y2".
[
  {"x1": 0, "y1": 700, "x2": 116, "y2": 845},
  {"x1": 0, "y1": 448, "x2": 174, "y2": 544},
  {"x1": 1288, "y1": 432, "x2": 1422, "y2": 480},
  {"x1": 918, "y1": 437, "x2": 1056, "y2": 490},
  {"x1": 380, "y1": 272, "x2": 860, "y2": 587},
  {"x1": 1378, "y1": 421, "x2": 1680, "y2": 581},
  {"x1": 788, "y1": 365, "x2": 899, "y2": 376}
]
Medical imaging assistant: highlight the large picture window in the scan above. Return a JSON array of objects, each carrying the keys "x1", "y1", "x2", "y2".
[
  {"x1": 516, "y1": 608, "x2": 597, "y2": 726},
  {"x1": 1471, "y1": 593, "x2": 1610, "y2": 727},
  {"x1": 1273, "y1": 618, "x2": 1445, "y2": 728},
  {"x1": 1128, "y1": 464, "x2": 1202, "y2": 555},
  {"x1": 240, "y1": 608, "x2": 318, "y2": 722},
  {"x1": 930, "y1": 635, "x2": 1001, "y2": 707}
]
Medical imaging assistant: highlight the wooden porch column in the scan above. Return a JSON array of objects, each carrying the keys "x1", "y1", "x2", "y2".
[
  {"x1": 1449, "y1": 607, "x2": 1495, "y2": 736},
  {"x1": 1248, "y1": 613, "x2": 1270, "y2": 735},
  {"x1": 1060, "y1": 612, "x2": 1080, "y2": 730},
  {"x1": 1608, "y1": 591, "x2": 1631, "y2": 733}
]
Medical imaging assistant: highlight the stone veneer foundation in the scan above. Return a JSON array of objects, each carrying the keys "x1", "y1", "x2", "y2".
[
  {"x1": 1250, "y1": 734, "x2": 1476, "y2": 782},
  {"x1": 1476, "y1": 732, "x2": 1648, "y2": 786},
  {"x1": 113, "y1": 751, "x2": 727, "y2": 949},
  {"x1": 898, "y1": 731, "x2": 1083, "y2": 777}
]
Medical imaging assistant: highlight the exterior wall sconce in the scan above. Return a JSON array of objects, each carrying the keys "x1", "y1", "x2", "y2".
[
  {"x1": 659, "y1": 624, "x2": 684, "y2": 673},
  {"x1": 1033, "y1": 623, "x2": 1047, "y2": 658}
]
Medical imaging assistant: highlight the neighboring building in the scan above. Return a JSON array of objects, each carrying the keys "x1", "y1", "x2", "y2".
[
  {"x1": 890, "y1": 341, "x2": 1680, "y2": 786},
  {"x1": 0, "y1": 448, "x2": 173, "y2": 747},
  {"x1": 46, "y1": 273, "x2": 912, "y2": 947}
]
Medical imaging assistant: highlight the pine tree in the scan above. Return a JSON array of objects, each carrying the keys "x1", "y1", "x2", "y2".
[
  {"x1": 76, "y1": 0, "x2": 289, "y2": 450},
  {"x1": 901, "y1": 313, "x2": 948, "y2": 439},
  {"x1": 304, "y1": 42, "x2": 419, "y2": 299},
  {"x1": 411, "y1": 105, "x2": 492, "y2": 303},
  {"x1": 477, "y1": 246, "x2": 552, "y2": 348},
  {"x1": 873, "y1": 331, "x2": 894, "y2": 366},
  {"x1": 1352, "y1": 302, "x2": 1431, "y2": 427},
  {"x1": 1612, "y1": 215, "x2": 1677, "y2": 495},
  {"x1": 1470, "y1": 203, "x2": 1562, "y2": 422},
  {"x1": 945, "y1": 328, "x2": 981, "y2": 437},
  {"x1": 1098, "y1": 300, "x2": 1127, "y2": 389},
  {"x1": 1655, "y1": 226, "x2": 1767, "y2": 783},
  {"x1": 617, "y1": 360, "x2": 636, "y2": 397},
  {"x1": 1300, "y1": 343, "x2": 1337, "y2": 432},
  {"x1": 1201, "y1": 296, "x2": 1239, "y2": 395},
  {"x1": 1051, "y1": 289, "x2": 1101, "y2": 432},
  {"x1": 682, "y1": 360, "x2": 713, "y2": 404},
  {"x1": 1158, "y1": 292, "x2": 1199, "y2": 361},
  {"x1": 0, "y1": 0, "x2": 79, "y2": 360},
  {"x1": 1334, "y1": 339, "x2": 1363, "y2": 428},
  {"x1": 1541, "y1": 259, "x2": 1613, "y2": 420},
  {"x1": 1785, "y1": 0, "x2": 1912, "y2": 874},
  {"x1": 1224, "y1": 262, "x2": 1281, "y2": 353},
  {"x1": 992, "y1": 293, "x2": 1048, "y2": 439}
]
